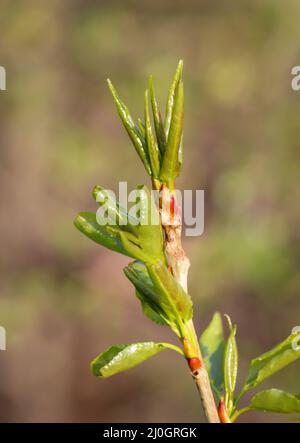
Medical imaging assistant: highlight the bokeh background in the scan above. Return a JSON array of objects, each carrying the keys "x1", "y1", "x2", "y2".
[{"x1": 0, "y1": 0, "x2": 300, "y2": 423}]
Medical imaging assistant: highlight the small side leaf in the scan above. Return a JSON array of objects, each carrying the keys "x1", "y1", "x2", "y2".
[
  {"x1": 244, "y1": 330, "x2": 300, "y2": 391},
  {"x1": 250, "y1": 389, "x2": 300, "y2": 413},
  {"x1": 199, "y1": 312, "x2": 225, "y2": 396},
  {"x1": 124, "y1": 261, "x2": 169, "y2": 327},
  {"x1": 74, "y1": 212, "x2": 130, "y2": 257},
  {"x1": 147, "y1": 261, "x2": 193, "y2": 332},
  {"x1": 124, "y1": 260, "x2": 192, "y2": 337},
  {"x1": 91, "y1": 342, "x2": 170, "y2": 378},
  {"x1": 223, "y1": 315, "x2": 238, "y2": 412},
  {"x1": 136, "y1": 290, "x2": 167, "y2": 326}
]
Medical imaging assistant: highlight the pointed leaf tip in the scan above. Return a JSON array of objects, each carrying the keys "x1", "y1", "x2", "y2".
[{"x1": 160, "y1": 78, "x2": 184, "y2": 184}]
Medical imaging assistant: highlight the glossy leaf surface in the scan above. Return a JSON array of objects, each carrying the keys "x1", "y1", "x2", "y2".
[
  {"x1": 74, "y1": 212, "x2": 130, "y2": 257},
  {"x1": 160, "y1": 81, "x2": 184, "y2": 183},
  {"x1": 250, "y1": 389, "x2": 300, "y2": 413},
  {"x1": 199, "y1": 312, "x2": 225, "y2": 396},
  {"x1": 91, "y1": 342, "x2": 169, "y2": 378},
  {"x1": 223, "y1": 315, "x2": 238, "y2": 411},
  {"x1": 244, "y1": 330, "x2": 300, "y2": 391}
]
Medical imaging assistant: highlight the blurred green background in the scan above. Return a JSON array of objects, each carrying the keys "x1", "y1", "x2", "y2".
[{"x1": 0, "y1": 0, "x2": 300, "y2": 423}]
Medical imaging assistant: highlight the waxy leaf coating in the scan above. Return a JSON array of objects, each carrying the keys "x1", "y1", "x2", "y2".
[{"x1": 91, "y1": 342, "x2": 174, "y2": 378}]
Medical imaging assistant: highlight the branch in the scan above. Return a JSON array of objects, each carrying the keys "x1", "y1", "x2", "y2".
[{"x1": 160, "y1": 185, "x2": 220, "y2": 423}]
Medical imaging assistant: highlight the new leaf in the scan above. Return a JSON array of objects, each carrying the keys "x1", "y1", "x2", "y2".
[
  {"x1": 199, "y1": 312, "x2": 225, "y2": 396},
  {"x1": 244, "y1": 329, "x2": 300, "y2": 391},
  {"x1": 250, "y1": 389, "x2": 300, "y2": 413},
  {"x1": 91, "y1": 342, "x2": 181, "y2": 378}
]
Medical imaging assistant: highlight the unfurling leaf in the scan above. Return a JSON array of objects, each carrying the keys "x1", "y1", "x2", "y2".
[
  {"x1": 160, "y1": 80, "x2": 184, "y2": 184},
  {"x1": 77, "y1": 184, "x2": 165, "y2": 264},
  {"x1": 124, "y1": 260, "x2": 192, "y2": 337},
  {"x1": 200, "y1": 312, "x2": 225, "y2": 396},
  {"x1": 250, "y1": 389, "x2": 300, "y2": 413},
  {"x1": 91, "y1": 342, "x2": 180, "y2": 378},
  {"x1": 244, "y1": 329, "x2": 300, "y2": 391},
  {"x1": 133, "y1": 185, "x2": 165, "y2": 262},
  {"x1": 124, "y1": 261, "x2": 168, "y2": 326},
  {"x1": 74, "y1": 212, "x2": 130, "y2": 257},
  {"x1": 223, "y1": 315, "x2": 238, "y2": 412},
  {"x1": 107, "y1": 79, "x2": 152, "y2": 176},
  {"x1": 144, "y1": 89, "x2": 161, "y2": 178},
  {"x1": 149, "y1": 76, "x2": 167, "y2": 155},
  {"x1": 136, "y1": 290, "x2": 167, "y2": 326},
  {"x1": 92, "y1": 185, "x2": 134, "y2": 231},
  {"x1": 147, "y1": 261, "x2": 193, "y2": 336}
]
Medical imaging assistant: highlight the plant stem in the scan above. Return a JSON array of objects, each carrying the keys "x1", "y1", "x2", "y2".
[
  {"x1": 159, "y1": 186, "x2": 220, "y2": 423},
  {"x1": 185, "y1": 320, "x2": 220, "y2": 423},
  {"x1": 230, "y1": 407, "x2": 251, "y2": 422}
]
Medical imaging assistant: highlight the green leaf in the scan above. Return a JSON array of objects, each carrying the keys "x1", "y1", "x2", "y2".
[
  {"x1": 91, "y1": 342, "x2": 177, "y2": 378},
  {"x1": 244, "y1": 330, "x2": 300, "y2": 391},
  {"x1": 74, "y1": 212, "x2": 131, "y2": 257},
  {"x1": 164, "y1": 60, "x2": 183, "y2": 139},
  {"x1": 147, "y1": 261, "x2": 193, "y2": 336},
  {"x1": 136, "y1": 290, "x2": 167, "y2": 326},
  {"x1": 92, "y1": 185, "x2": 135, "y2": 232},
  {"x1": 86, "y1": 184, "x2": 164, "y2": 264},
  {"x1": 124, "y1": 261, "x2": 177, "y2": 332},
  {"x1": 117, "y1": 230, "x2": 150, "y2": 262},
  {"x1": 250, "y1": 389, "x2": 300, "y2": 413},
  {"x1": 160, "y1": 81, "x2": 184, "y2": 184},
  {"x1": 107, "y1": 79, "x2": 152, "y2": 176},
  {"x1": 149, "y1": 76, "x2": 167, "y2": 155},
  {"x1": 124, "y1": 260, "x2": 192, "y2": 337},
  {"x1": 133, "y1": 185, "x2": 165, "y2": 262},
  {"x1": 144, "y1": 90, "x2": 161, "y2": 178},
  {"x1": 199, "y1": 312, "x2": 225, "y2": 396},
  {"x1": 74, "y1": 211, "x2": 155, "y2": 263},
  {"x1": 223, "y1": 315, "x2": 238, "y2": 411},
  {"x1": 137, "y1": 118, "x2": 146, "y2": 138}
]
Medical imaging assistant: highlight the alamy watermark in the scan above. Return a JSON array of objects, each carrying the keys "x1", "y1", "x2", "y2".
[
  {"x1": 0, "y1": 326, "x2": 6, "y2": 350},
  {"x1": 94, "y1": 182, "x2": 204, "y2": 236},
  {"x1": 0, "y1": 66, "x2": 6, "y2": 91},
  {"x1": 291, "y1": 66, "x2": 300, "y2": 91},
  {"x1": 292, "y1": 326, "x2": 300, "y2": 351}
]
